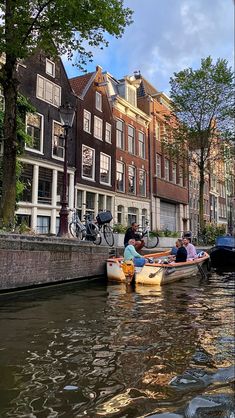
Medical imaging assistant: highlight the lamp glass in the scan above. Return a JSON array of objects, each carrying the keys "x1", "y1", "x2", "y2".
[{"x1": 59, "y1": 104, "x2": 75, "y2": 127}]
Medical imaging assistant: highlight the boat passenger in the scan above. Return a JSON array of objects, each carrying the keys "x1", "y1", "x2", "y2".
[
  {"x1": 124, "y1": 239, "x2": 146, "y2": 267},
  {"x1": 124, "y1": 222, "x2": 145, "y2": 251},
  {"x1": 175, "y1": 239, "x2": 187, "y2": 262},
  {"x1": 183, "y1": 237, "x2": 198, "y2": 260}
]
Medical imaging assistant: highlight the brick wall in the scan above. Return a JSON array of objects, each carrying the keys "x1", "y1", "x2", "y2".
[{"x1": 0, "y1": 235, "x2": 110, "y2": 291}]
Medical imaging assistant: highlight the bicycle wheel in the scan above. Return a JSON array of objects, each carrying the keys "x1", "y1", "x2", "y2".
[
  {"x1": 69, "y1": 222, "x2": 83, "y2": 239},
  {"x1": 103, "y1": 224, "x2": 114, "y2": 247},
  {"x1": 87, "y1": 222, "x2": 102, "y2": 245},
  {"x1": 143, "y1": 232, "x2": 159, "y2": 248}
]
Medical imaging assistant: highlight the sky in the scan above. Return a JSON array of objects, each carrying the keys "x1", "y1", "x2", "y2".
[{"x1": 63, "y1": 0, "x2": 234, "y2": 94}]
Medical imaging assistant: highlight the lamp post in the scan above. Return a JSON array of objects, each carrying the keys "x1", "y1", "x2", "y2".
[{"x1": 57, "y1": 103, "x2": 75, "y2": 237}]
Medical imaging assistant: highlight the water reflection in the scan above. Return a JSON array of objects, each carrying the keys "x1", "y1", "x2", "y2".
[{"x1": 0, "y1": 273, "x2": 234, "y2": 417}]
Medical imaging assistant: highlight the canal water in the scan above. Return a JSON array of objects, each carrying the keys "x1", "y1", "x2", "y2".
[{"x1": 0, "y1": 272, "x2": 234, "y2": 418}]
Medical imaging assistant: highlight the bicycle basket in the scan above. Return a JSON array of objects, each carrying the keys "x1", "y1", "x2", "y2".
[{"x1": 96, "y1": 211, "x2": 113, "y2": 225}]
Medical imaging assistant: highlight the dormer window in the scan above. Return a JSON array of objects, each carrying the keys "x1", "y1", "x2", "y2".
[
  {"x1": 46, "y1": 59, "x2": 55, "y2": 78},
  {"x1": 95, "y1": 91, "x2": 102, "y2": 111},
  {"x1": 127, "y1": 85, "x2": 136, "y2": 107}
]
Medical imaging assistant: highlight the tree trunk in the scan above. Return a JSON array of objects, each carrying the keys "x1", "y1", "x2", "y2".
[
  {"x1": 0, "y1": 56, "x2": 18, "y2": 228},
  {"x1": 199, "y1": 151, "x2": 205, "y2": 233}
]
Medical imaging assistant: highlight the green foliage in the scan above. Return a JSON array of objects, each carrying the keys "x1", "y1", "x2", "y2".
[
  {"x1": 0, "y1": 0, "x2": 133, "y2": 70},
  {"x1": 203, "y1": 223, "x2": 227, "y2": 245},
  {"x1": 113, "y1": 223, "x2": 127, "y2": 234}
]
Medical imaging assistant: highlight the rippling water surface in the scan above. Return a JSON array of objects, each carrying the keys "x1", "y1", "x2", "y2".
[{"x1": 0, "y1": 272, "x2": 234, "y2": 418}]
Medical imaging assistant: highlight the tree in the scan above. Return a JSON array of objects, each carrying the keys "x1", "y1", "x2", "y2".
[
  {"x1": 0, "y1": 0, "x2": 132, "y2": 227},
  {"x1": 167, "y1": 57, "x2": 234, "y2": 232}
]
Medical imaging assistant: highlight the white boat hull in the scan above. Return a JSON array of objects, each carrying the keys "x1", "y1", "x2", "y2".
[{"x1": 106, "y1": 252, "x2": 209, "y2": 286}]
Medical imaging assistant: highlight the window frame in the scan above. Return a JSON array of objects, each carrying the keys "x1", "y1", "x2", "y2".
[
  {"x1": 128, "y1": 165, "x2": 136, "y2": 194},
  {"x1": 45, "y1": 58, "x2": 55, "y2": 78},
  {"x1": 105, "y1": 122, "x2": 112, "y2": 143},
  {"x1": 52, "y1": 120, "x2": 64, "y2": 160},
  {"x1": 95, "y1": 91, "x2": 102, "y2": 111},
  {"x1": 139, "y1": 169, "x2": 146, "y2": 196},
  {"x1": 156, "y1": 154, "x2": 161, "y2": 177},
  {"x1": 25, "y1": 112, "x2": 44, "y2": 154},
  {"x1": 116, "y1": 119, "x2": 124, "y2": 149},
  {"x1": 36, "y1": 74, "x2": 61, "y2": 107},
  {"x1": 82, "y1": 144, "x2": 95, "y2": 181},
  {"x1": 94, "y1": 115, "x2": 103, "y2": 140},
  {"x1": 83, "y1": 109, "x2": 91, "y2": 133},
  {"x1": 128, "y1": 125, "x2": 135, "y2": 154},
  {"x1": 100, "y1": 152, "x2": 111, "y2": 185},
  {"x1": 116, "y1": 161, "x2": 125, "y2": 193},
  {"x1": 138, "y1": 131, "x2": 145, "y2": 158}
]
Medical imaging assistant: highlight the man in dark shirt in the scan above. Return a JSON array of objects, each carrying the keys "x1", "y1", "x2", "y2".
[
  {"x1": 124, "y1": 222, "x2": 145, "y2": 251},
  {"x1": 175, "y1": 238, "x2": 187, "y2": 262}
]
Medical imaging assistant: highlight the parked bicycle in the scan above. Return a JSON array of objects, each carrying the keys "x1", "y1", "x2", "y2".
[
  {"x1": 69, "y1": 209, "x2": 114, "y2": 247},
  {"x1": 69, "y1": 210, "x2": 101, "y2": 244},
  {"x1": 138, "y1": 221, "x2": 159, "y2": 248}
]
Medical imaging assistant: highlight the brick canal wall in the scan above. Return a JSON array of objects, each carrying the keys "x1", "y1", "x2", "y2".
[{"x1": 0, "y1": 234, "x2": 111, "y2": 291}]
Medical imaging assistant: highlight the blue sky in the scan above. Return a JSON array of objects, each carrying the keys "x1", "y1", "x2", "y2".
[{"x1": 63, "y1": 0, "x2": 234, "y2": 93}]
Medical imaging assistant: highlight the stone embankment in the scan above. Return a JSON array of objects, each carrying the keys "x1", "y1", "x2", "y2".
[{"x1": 0, "y1": 234, "x2": 113, "y2": 292}]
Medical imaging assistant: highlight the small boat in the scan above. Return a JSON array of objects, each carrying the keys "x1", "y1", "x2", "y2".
[
  {"x1": 210, "y1": 236, "x2": 235, "y2": 272},
  {"x1": 106, "y1": 250, "x2": 210, "y2": 286}
]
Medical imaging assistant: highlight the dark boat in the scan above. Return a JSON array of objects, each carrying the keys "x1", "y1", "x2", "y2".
[{"x1": 210, "y1": 236, "x2": 235, "y2": 272}]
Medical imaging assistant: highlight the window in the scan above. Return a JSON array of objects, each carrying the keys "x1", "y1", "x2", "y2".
[
  {"x1": 128, "y1": 166, "x2": 136, "y2": 194},
  {"x1": 138, "y1": 131, "x2": 145, "y2": 158},
  {"x1": 76, "y1": 190, "x2": 83, "y2": 220},
  {"x1": 46, "y1": 59, "x2": 55, "y2": 77},
  {"x1": 0, "y1": 86, "x2": 4, "y2": 111},
  {"x1": 127, "y1": 86, "x2": 136, "y2": 107},
  {"x1": 116, "y1": 119, "x2": 124, "y2": 149},
  {"x1": 83, "y1": 110, "x2": 91, "y2": 133},
  {"x1": 116, "y1": 161, "x2": 125, "y2": 192},
  {"x1": 98, "y1": 194, "x2": 104, "y2": 211},
  {"x1": 36, "y1": 75, "x2": 61, "y2": 107},
  {"x1": 26, "y1": 113, "x2": 43, "y2": 153},
  {"x1": 82, "y1": 145, "x2": 95, "y2": 180},
  {"x1": 117, "y1": 205, "x2": 124, "y2": 224},
  {"x1": 37, "y1": 216, "x2": 50, "y2": 234},
  {"x1": 128, "y1": 125, "x2": 135, "y2": 154},
  {"x1": 165, "y1": 158, "x2": 170, "y2": 181},
  {"x1": 178, "y1": 166, "x2": 183, "y2": 186},
  {"x1": 156, "y1": 154, "x2": 161, "y2": 177},
  {"x1": 128, "y1": 207, "x2": 138, "y2": 225},
  {"x1": 139, "y1": 170, "x2": 146, "y2": 196},
  {"x1": 52, "y1": 121, "x2": 64, "y2": 159},
  {"x1": 19, "y1": 164, "x2": 33, "y2": 202},
  {"x1": 106, "y1": 196, "x2": 112, "y2": 212},
  {"x1": 95, "y1": 91, "x2": 102, "y2": 111},
  {"x1": 38, "y1": 167, "x2": 52, "y2": 205},
  {"x1": 105, "y1": 123, "x2": 112, "y2": 143},
  {"x1": 94, "y1": 116, "x2": 103, "y2": 140},
  {"x1": 100, "y1": 153, "x2": 111, "y2": 185},
  {"x1": 142, "y1": 209, "x2": 147, "y2": 227},
  {"x1": 86, "y1": 192, "x2": 95, "y2": 218},
  {"x1": 155, "y1": 121, "x2": 160, "y2": 141},
  {"x1": 172, "y1": 162, "x2": 177, "y2": 183}
]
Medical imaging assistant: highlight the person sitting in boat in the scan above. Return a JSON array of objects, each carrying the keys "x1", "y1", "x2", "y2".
[
  {"x1": 169, "y1": 239, "x2": 187, "y2": 263},
  {"x1": 124, "y1": 222, "x2": 145, "y2": 251},
  {"x1": 183, "y1": 237, "x2": 198, "y2": 260},
  {"x1": 124, "y1": 239, "x2": 146, "y2": 267}
]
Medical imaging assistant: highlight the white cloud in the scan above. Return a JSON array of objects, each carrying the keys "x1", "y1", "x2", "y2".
[{"x1": 63, "y1": 0, "x2": 234, "y2": 92}]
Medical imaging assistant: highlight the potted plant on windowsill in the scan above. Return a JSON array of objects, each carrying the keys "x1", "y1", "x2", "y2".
[{"x1": 113, "y1": 224, "x2": 127, "y2": 247}]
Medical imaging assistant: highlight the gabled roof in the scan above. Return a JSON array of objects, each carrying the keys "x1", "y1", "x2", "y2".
[
  {"x1": 69, "y1": 71, "x2": 96, "y2": 98},
  {"x1": 136, "y1": 76, "x2": 159, "y2": 98}
]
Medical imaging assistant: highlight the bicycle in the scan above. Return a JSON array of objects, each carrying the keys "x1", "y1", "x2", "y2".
[
  {"x1": 138, "y1": 221, "x2": 159, "y2": 248},
  {"x1": 69, "y1": 210, "x2": 101, "y2": 245},
  {"x1": 96, "y1": 210, "x2": 114, "y2": 247}
]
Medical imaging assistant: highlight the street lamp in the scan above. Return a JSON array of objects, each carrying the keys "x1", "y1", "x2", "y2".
[{"x1": 57, "y1": 103, "x2": 75, "y2": 237}]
